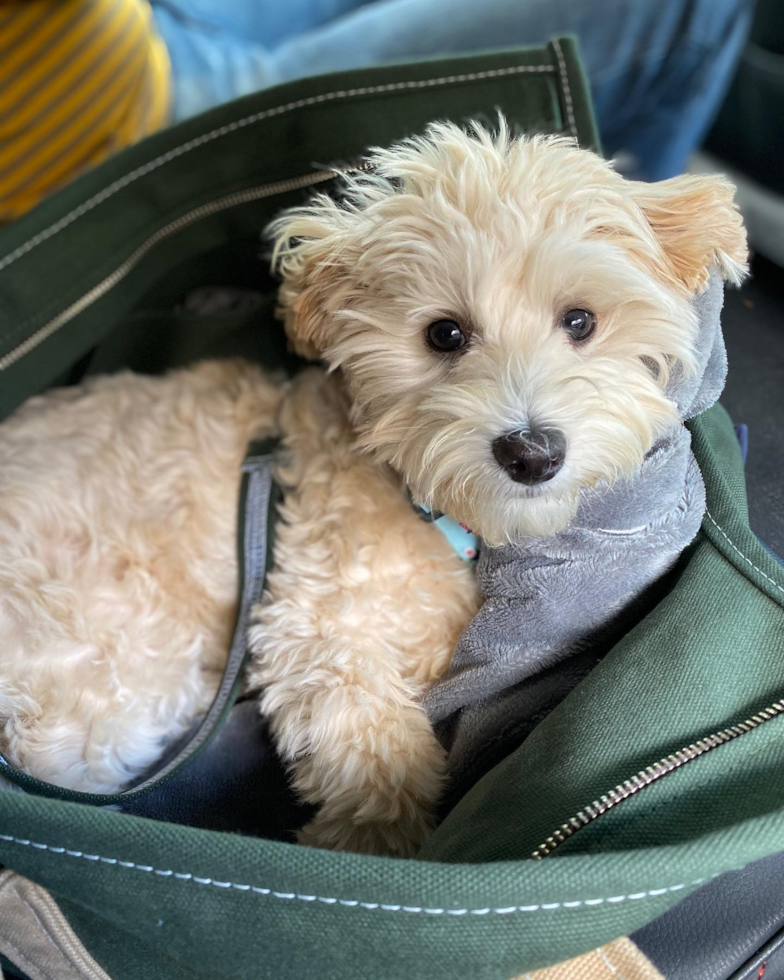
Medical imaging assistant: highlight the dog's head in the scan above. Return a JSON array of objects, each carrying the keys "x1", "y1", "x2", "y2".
[{"x1": 268, "y1": 120, "x2": 747, "y2": 545}]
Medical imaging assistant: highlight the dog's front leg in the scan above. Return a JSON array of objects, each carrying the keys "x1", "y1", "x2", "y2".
[
  {"x1": 247, "y1": 369, "x2": 469, "y2": 856},
  {"x1": 254, "y1": 632, "x2": 447, "y2": 857}
]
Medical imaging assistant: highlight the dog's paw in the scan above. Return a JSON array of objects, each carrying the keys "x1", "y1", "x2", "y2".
[
  {"x1": 294, "y1": 725, "x2": 447, "y2": 857},
  {"x1": 297, "y1": 805, "x2": 434, "y2": 858}
]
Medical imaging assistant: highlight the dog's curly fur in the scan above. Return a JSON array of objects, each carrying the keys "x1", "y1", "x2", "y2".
[
  {"x1": 0, "y1": 360, "x2": 281, "y2": 791},
  {"x1": 248, "y1": 368, "x2": 476, "y2": 855},
  {"x1": 0, "y1": 121, "x2": 746, "y2": 855}
]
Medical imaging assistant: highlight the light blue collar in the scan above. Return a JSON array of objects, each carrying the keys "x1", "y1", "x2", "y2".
[{"x1": 415, "y1": 503, "x2": 481, "y2": 563}]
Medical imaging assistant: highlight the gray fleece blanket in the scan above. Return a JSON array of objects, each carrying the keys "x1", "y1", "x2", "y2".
[{"x1": 425, "y1": 271, "x2": 727, "y2": 799}]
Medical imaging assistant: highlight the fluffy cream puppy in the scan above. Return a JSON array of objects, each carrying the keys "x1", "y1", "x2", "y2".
[
  {"x1": 254, "y1": 120, "x2": 745, "y2": 854},
  {"x1": 0, "y1": 121, "x2": 745, "y2": 857},
  {"x1": 269, "y1": 120, "x2": 746, "y2": 546}
]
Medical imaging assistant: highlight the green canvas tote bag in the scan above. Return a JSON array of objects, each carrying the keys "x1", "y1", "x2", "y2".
[{"x1": 0, "y1": 38, "x2": 782, "y2": 980}]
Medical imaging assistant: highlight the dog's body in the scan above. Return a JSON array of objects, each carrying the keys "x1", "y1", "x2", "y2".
[
  {"x1": 0, "y1": 360, "x2": 280, "y2": 791},
  {"x1": 0, "y1": 359, "x2": 475, "y2": 853},
  {"x1": 0, "y1": 122, "x2": 747, "y2": 854}
]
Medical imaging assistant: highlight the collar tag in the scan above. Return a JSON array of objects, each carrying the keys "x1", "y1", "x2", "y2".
[{"x1": 416, "y1": 503, "x2": 481, "y2": 562}]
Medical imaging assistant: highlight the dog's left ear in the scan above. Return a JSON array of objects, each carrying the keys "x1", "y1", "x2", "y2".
[
  {"x1": 631, "y1": 173, "x2": 749, "y2": 294},
  {"x1": 267, "y1": 194, "x2": 359, "y2": 360}
]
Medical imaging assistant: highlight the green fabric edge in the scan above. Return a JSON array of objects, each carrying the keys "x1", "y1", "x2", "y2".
[{"x1": 688, "y1": 408, "x2": 784, "y2": 607}]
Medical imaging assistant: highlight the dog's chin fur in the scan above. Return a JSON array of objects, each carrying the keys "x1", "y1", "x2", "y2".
[{"x1": 270, "y1": 119, "x2": 747, "y2": 544}]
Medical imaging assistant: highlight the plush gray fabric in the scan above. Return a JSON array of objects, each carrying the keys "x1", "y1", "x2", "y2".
[
  {"x1": 665, "y1": 270, "x2": 727, "y2": 420},
  {"x1": 425, "y1": 271, "x2": 727, "y2": 790}
]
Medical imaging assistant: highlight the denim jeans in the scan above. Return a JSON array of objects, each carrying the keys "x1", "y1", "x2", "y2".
[{"x1": 151, "y1": 0, "x2": 752, "y2": 180}]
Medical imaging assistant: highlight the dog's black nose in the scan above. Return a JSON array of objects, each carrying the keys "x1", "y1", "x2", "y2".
[{"x1": 492, "y1": 427, "x2": 566, "y2": 485}]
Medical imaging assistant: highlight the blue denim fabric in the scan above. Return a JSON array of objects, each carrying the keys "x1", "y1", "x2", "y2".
[{"x1": 150, "y1": 0, "x2": 752, "y2": 179}]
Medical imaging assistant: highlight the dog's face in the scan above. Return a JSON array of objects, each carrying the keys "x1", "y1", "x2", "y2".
[{"x1": 269, "y1": 121, "x2": 747, "y2": 545}]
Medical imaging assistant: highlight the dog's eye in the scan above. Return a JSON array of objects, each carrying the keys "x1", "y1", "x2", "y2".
[
  {"x1": 561, "y1": 309, "x2": 595, "y2": 342},
  {"x1": 426, "y1": 319, "x2": 466, "y2": 352}
]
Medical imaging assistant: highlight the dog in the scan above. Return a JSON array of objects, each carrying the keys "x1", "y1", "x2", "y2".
[{"x1": 0, "y1": 120, "x2": 746, "y2": 856}]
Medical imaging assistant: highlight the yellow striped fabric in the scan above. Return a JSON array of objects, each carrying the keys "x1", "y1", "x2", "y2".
[{"x1": 0, "y1": 0, "x2": 171, "y2": 222}]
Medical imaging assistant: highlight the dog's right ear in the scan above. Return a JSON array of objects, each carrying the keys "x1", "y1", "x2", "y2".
[
  {"x1": 629, "y1": 173, "x2": 749, "y2": 295},
  {"x1": 267, "y1": 193, "x2": 358, "y2": 361}
]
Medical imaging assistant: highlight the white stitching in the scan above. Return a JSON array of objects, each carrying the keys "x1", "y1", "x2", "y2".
[
  {"x1": 552, "y1": 39, "x2": 578, "y2": 139},
  {"x1": 0, "y1": 834, "x2": 711, "y2": 914},
  {"x1": 10, "y1": 884, "x2": 60, "y2": 953},
  {"x1": 0, "y1": 64, "x2": 554, "y2": 273},
  {"x1": 0, "y1": 173, "x2": 335, "y2": 360},
  {"x1": 595, "y1": 946, "x2": 619, "y2": 976},
  {"x1": 705, "y1": 509, "x2": 784, "y2": 595}
]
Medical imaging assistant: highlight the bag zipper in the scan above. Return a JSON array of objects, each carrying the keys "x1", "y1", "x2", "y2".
[
  {"x1": 0, "y1": 164, "x2": 369, "y2": 373},
  {"x1": 533, "y1": 697, "x2": 784, "y2": 859}
]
